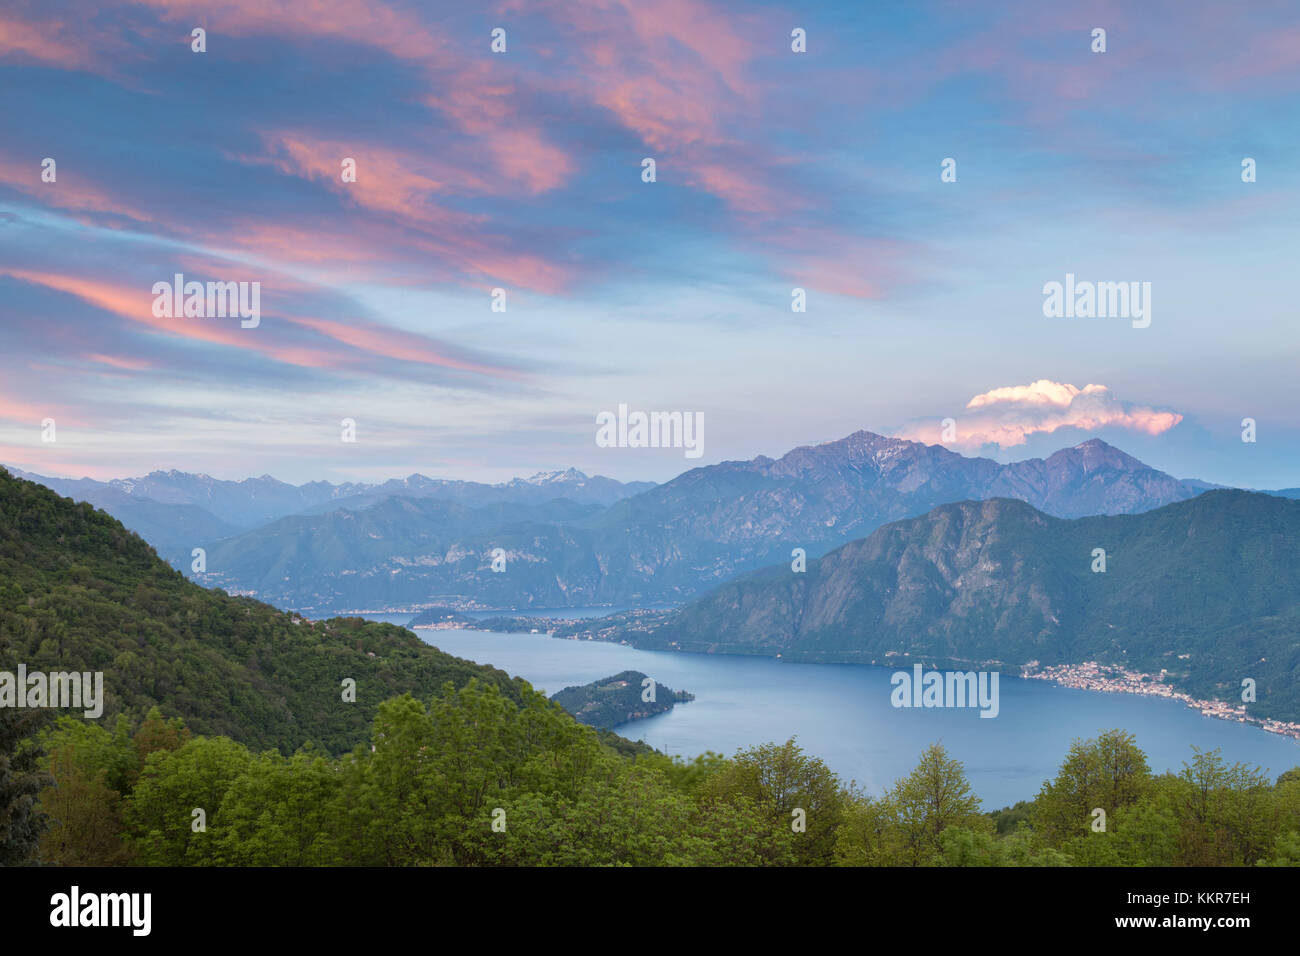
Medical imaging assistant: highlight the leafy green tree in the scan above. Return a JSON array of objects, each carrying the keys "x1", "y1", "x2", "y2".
[
  {"x1": 1170, "y1": 748, "x2": 1272, "y2": 866},
  {"x1": 679, "y1": 791, "x2": 796, "y2": 866},
  {"x1": 484, "y1": 762, "x2": 687, "y2": 867},
  {"x1": 36, "y1": 716, "x2": 135, "y2": 865},
  {"x1": 938, "y1": 826, "x2": 1070, "y2": 866},
  {"x1": 348, "y1": 693, "x2": 438, "y2": 866},
  {"x1": 1259, "y1": 830, "x2": 1300, "y2": 866},
  {"x1": 213, "y1": 748, "x2": 341, "y2": 866},
  {"x1": 1109, "y1": 781, "x2": 1180, "y2": 866},
  {"x1": 130, "y1": 707, "x2": 192, "y2": 786},
  {"x1": 887, "y1": 743, "x2": 987, "y2": 866},
  {"x1": 0, "y1": 705, "x2": 49, "y2": 865},
  {"x1": 649, "y1": 751, "x2": 731, "y2": 795},
  {"x1": 1033, "y1": 730, "x2": 1150, "y2": 847},
  {"x1": 1275, "y1": 768, "x2": 1300, "y2": 788},
  {"x1": 833, "y1": 794, "x2": 897, "y2": 866},
  {"x1": 701, "y1": 738, "x2": 847, "y2": 865},
  {"x1": 125, "y1": 736, "x2": 252, "y2": 865}
]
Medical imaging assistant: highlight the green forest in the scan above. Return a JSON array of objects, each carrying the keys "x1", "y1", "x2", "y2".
[{"x1": 8, "y1": 705, "x2": 1300, "y2": 867}]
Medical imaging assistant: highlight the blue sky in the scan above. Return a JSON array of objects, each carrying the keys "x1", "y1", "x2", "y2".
[{"x1": 1, "y1": 0, "x2": 1298, "y2": 487}]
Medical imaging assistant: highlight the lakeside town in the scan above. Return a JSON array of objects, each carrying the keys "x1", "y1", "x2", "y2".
[{"x1": 1021, "y1": 660, "x2": 1300, "y2": 741}]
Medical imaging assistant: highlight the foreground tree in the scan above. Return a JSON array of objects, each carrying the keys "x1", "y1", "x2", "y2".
[
  {"x1": 125, "y1": 735, "x2": 253, "y2": 865},
  {"x1": 37, "y1": 717, "x2": 133, "y2": 865},
  {"x1": 888, "y1": 743, "x2": 988, "y2": 865},
  {"x1": 1171, "y1": 748, "x2": 1272, "y2": 866},
  {"x1": 702, "y1": 738, "x2": 848, "y2": 865},
  {"x1": 0, "y1": 705, "x2": 50, "y2": 864},
  {"x1": 1034, "y1": 730, "x2": 1150, "y2": 847}
]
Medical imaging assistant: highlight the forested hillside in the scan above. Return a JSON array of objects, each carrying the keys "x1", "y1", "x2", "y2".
[{"x1": 0, "y1": 466, "x2": 528, "y2": 753}]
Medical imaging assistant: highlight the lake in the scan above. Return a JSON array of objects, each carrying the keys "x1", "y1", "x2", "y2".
[{"x1": 357, "y1": 612, "x2": 1300, "y2": 808}]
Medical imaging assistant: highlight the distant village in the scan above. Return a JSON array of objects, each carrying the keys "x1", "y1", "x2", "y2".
[{"x1": 1021, "y1": 660, "x2": 1300, "y2": 740}]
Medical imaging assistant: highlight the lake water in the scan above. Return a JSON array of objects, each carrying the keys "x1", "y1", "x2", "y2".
[{"x1": 357, "y1": 612, "x2": 1300, "y2": 808}]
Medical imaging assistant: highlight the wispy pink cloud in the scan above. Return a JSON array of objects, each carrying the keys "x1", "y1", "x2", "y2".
[
  {"x1": 82, "y1": 352, "x2": 156, "y2": 371},
  {"x1": 0, "y1": 155, "x2": 155, "y2": 226},
  {"x1": 4, "y1": 268, "x2": 522, "y2": 380},
  {"x1": 0, "y1": 390, "x2": 52, "y2": 424},
  {"x1": 6, "y1": 269, "x2": 340, "y2": 368},
  {"x1": 0, "y1": 13, "x2": 89, "y2": 69},
  {"x1": 285, "y1": 314, "x2": 523, "y2": 380},
  {"x1": 134, "y1": 0, "x2": 440, "y2": 59},
  {"x1": 506, "y1": 0, "x2": 793, "y2": 216}
]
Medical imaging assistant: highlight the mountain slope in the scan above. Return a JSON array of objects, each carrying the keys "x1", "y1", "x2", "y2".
[
  {"x1": 0, "y1": 467, "x2": 531, "y2": 753},
  {"x1": 596, "y1": 490, "x2": 1300, "y2": 721}
]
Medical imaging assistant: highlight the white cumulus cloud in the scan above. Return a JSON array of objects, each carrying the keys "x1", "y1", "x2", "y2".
[{"x1": 896, "y1": 379, "x2": 1183, "y2": 449}]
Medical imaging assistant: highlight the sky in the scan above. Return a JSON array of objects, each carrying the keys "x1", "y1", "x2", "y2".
[{"x1": 1, "y1": 0, "x2": 1298, "y2": 488}]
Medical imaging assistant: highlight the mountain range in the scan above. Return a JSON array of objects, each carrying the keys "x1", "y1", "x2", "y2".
[
  {"x1": 10, "y1": 431, "x2": 1287, "y2": 614},
  {"x1": 127, "y1": 433, "x2": 1223, "y2": 611}
]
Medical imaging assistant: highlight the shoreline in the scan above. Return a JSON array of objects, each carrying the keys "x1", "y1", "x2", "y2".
[{"x1": 1021, "y1": 661, "x2": 1300, "y2": 741}]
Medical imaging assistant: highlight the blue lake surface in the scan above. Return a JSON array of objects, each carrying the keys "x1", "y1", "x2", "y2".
[{"x1": 357, "y1": 612, "x2": 1300, "y2": 808}]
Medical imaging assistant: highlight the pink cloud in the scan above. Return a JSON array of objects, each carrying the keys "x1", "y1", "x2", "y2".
[
  {"x1": 505, "y1": 0, "x2": 795, "y2": 215},
  {"x1": 133, "y1": 0, "x2": 440, "y2": 60},
  {"x1": 5, "y1": 267, "x2": 523, "y2": 380},
  {"x1": 0, "y1": 155, "x2": 155, "y2": 226},
  {"x1": 83, "y1": 352, "x2": 156, "y2": 371},
  {"x1": 896, "y1": 379, "x2": 1183, "y2": 448},
  {"x1": 0, "y1": 14, "x2": 84, "y2": 68},
  {"x1": 0, "y1": 391, "x2": 52, "y2": 425},
  {"x1": 4, "y1": 269, "x2": 335, "y2": 368},
  {"x1": 285, "y1": 315, "x2": 522, "y2": 380},
  {"x1": 476, "y1": 127, "x2": 573, "y2": 195},
  {"x1": 254, "y1": 134, "x2": 490, "y2": 224},
  {"x1": 244, "y1": 133, "x2": 573, "y2": 291}
]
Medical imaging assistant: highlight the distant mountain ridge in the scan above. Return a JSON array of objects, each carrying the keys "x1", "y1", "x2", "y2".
[
  {"x1": 155, "y1": 432, "x2": 1241, "y2": 612},
  {"x1": 6, "y1": 465, "x2": 656, "y2": 550}
]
